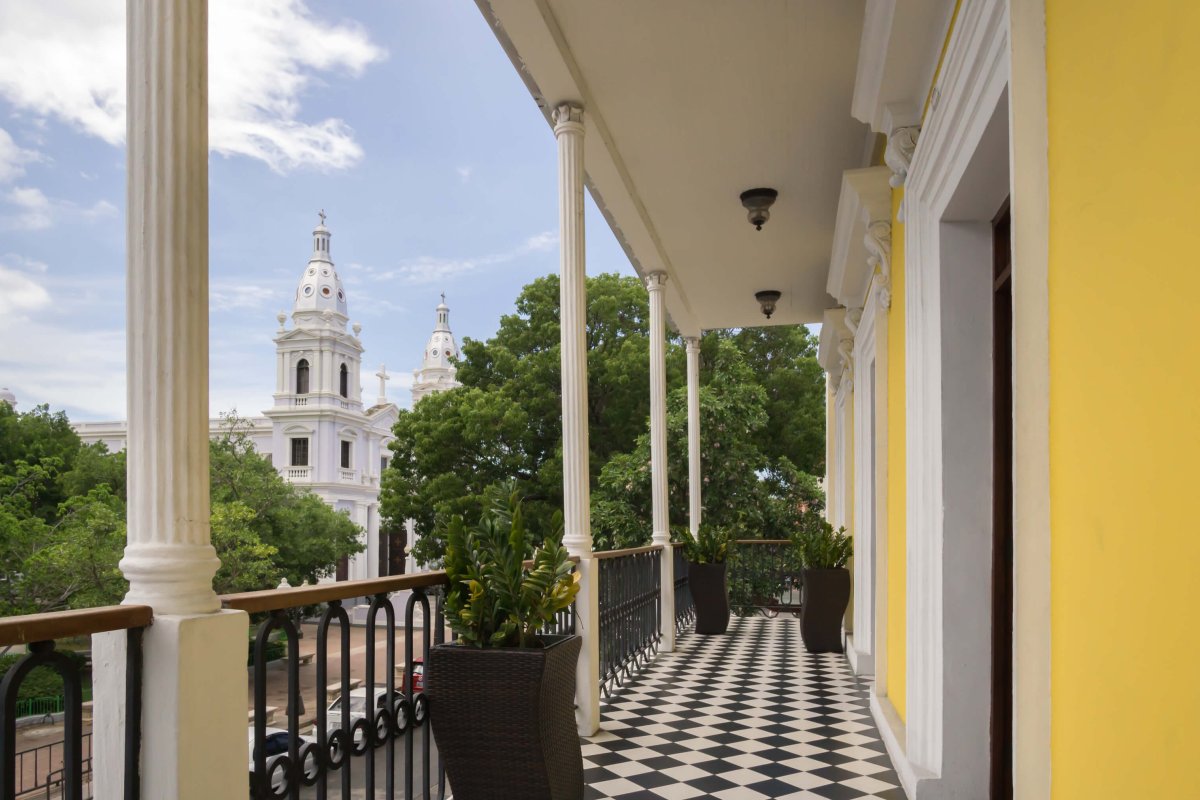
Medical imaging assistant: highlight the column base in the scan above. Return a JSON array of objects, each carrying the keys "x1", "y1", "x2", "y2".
[
  {"x1": 120, "y1": 542, "x2": 221, "y2": 615},
  {"x1": 574, "y1": 557, "x2": 601, "y2": 736}
]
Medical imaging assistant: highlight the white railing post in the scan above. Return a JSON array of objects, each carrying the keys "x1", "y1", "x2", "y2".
[
  {"x1": 646, "y1": 272, "x2": 675, "y2": 652},
  {"x1": 553, "y1": 102, "x2": 601, "y2": 736},
  {"x1": 96, "y1": 3, "x2": 249, "y2": 798}
]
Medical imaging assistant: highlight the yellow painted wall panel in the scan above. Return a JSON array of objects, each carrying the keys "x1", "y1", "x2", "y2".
[
  {"x1": 886, "y1": 188, "x2": 906, "y2": 722},
  {"x1": 1046, "y1": 2, "x2": 1200, "y2": 796}
]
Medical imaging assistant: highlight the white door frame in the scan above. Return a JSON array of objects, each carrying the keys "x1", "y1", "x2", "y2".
[
  {"x1": 894, "y1": 0, "x2": 1012, "y2": 795},
  {"x1": 850, "y1": 295, "x2": 882, "y2": 676}
]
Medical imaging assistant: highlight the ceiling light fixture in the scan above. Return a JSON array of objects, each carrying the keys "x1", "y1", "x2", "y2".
[
  {"x1": 755, "y1": 290, "x2": 782, "y2": 320},
  {"x1": 740, "y1": 188, "x2": 778, "y2": 231}
]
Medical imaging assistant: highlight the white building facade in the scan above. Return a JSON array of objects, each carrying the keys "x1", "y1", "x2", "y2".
[{"x1": 75, "y1": 217, "x2": 399, "y2": 582}]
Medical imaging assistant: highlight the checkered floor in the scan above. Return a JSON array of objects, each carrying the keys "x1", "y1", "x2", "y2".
[{"x1": 582, "y1": 615, "x2": 905, "y2": 799}]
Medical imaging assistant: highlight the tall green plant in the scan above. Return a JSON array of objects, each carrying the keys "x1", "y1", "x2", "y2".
[
  {"x1": 792, "y1": 517, "x2": 852, "y2": 569},
  {"x1": 675, "y1": 523, "x2": 733, "y2": 564},
  {"x1": 443, "y1": 494, "x2": 579, "y2": 648}
]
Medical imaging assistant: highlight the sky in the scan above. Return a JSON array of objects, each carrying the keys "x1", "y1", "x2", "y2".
[{"x1": 0, "y1": 0, "x2": 636, "y2": 421}]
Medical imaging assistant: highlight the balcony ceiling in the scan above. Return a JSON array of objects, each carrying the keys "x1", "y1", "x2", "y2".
[{"x1": 478, "y1": 0, "x2": 869, "y2": 334}]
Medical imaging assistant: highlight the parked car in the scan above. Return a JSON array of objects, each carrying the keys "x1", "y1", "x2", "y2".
[
  {"x1": 247, "y1": 726, "x2": 318, "y2": 795},
  {"x1": 324, "y1": 667, "x2": 424, "y2": 752}
]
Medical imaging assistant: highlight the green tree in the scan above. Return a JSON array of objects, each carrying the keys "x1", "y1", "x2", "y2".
[
  {"x1": 210, "y1": 414, "x2": 362, "y2": 585},
  {"x1": 383, "y1": 274, "x2": 825, "y2": 565}
]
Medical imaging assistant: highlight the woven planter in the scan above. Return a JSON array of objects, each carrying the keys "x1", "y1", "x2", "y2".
[
  {"x1": 688, "y1": 562, "x2": 730, "y2": 635},
  {"x1": 426, "y1": 635, "x2": 583, "y2": 800},
  {"x1": 800, "y1": 568, "x2": 850, "y2": 653}
]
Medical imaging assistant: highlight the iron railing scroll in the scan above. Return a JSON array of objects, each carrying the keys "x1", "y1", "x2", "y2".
[
  {"x1": 672, "y1": 545, "x2": 695, "y2": 634},
  {"x1": 0, "y1": 604, "x2": 151, "y2": 800},
  {"x1": 728, "y1": 540, "x2": 804, "y2": 617},
  {"x1": 595, "y1": 546, "x2": 662, "y2": 698},
  {"x1": 224, "y1": 571, "x2": 450, "y2": 800}
]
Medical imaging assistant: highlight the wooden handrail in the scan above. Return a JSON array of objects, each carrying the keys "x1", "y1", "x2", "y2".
[
  {"x1": 592, "y1": 544, "x2": 664, "y2": 560},
  {"x1": 0, "y1": 605, "x2": 153, "y2": 646},
  {"x1": 221, "y1": 570, "x2": 450, "y2": 614}
]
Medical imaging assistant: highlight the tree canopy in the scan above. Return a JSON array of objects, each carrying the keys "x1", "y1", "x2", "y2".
[
  {"x1": 0, "y1": 403, "x2": 362, "y2": 615},
  {"x1": 382, "y1": 273, "x2": 825, "y2": 564}
]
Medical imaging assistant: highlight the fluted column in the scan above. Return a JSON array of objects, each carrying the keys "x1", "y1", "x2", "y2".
[
  {"x1": 685, "y1": 337, "x2": 702, "y2": 534},
  {"x1": 646, "y1": 271, "x2": 675, "y2": 651},
  {"x1": 121, "y1": 0, "x2": 219, "y2": 615},
  {"x1": 96, "y1": 5, "x2": 248, "y2": 800},
  {"x1": 553, "y1": 102, "x2": 601, "y2": 735}
]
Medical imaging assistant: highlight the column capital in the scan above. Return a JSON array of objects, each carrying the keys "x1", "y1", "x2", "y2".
[
  {"x1": 552, "y1": 102, "x2": 584, "y2": 133},
  {"x1": 684, "y1": 335, "x2": 701, "y2": 352},
  {"x1": 644, "y1": 271, "x2": 668, "y2": 292}
]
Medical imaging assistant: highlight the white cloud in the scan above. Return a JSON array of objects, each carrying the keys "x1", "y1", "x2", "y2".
[
  {"x1": 456, "y1": 165, "x2": 472, "y2": 183},
  {"x1": 83, "y1": 199, "x2": 118, "y2": 220},
  {"x1": 210, "y1": 281, "x2": 283, "y2": 313},
  {"x1": 351, "y1": 231, "x2": 559, "y2": 286},
  {"x1": 5, "y1": 186, "x2": 52, "y2": 230},
  {"x1": 0, "y1": 260, "x2": 51, "y2": 310},
  {"x1": 0, "y1": 0, "x2": 386, "y2": 173},
  {"x1": 0, "y1": 128, "x2": 40, "y2": 183}
]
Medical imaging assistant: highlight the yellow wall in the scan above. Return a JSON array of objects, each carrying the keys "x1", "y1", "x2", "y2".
[
  {"x1": 1046, "y1": 2, "x2": 1200, "y2": 796},
  {"x1": 886, "y1": 188, "x2": 907, "y2": 722}
]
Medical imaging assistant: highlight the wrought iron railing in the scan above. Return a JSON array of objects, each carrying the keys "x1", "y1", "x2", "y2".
[
  {"x1": 672, "y1": 545, "x2": 695, "y2": 634},
  {"x1": 595, "y1": 546, "x2": 662, "y2": 698},
  {"x1": 728, "y1": 539, "x2": 804, "y2": 617},
  {"x1": 223, "y1": 573, "x2": 451, "y2": 800},
  {"x1": 12, "y1": 733, "x2": 93, "y2": 799},
  {"x1": 0, "y1": 605, "x2": 151, "y2": 800}
]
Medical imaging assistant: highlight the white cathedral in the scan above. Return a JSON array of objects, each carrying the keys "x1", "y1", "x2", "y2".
[{"x1": 71, "y1": 215, "x2": 461, "y2": 582}]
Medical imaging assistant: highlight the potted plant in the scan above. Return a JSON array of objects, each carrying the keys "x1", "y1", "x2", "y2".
[
  {"x1": 425, "y1": 496, "x2": 582, "y2": 800},
  {"x1": 793, "y1": 518, "x2": 853, "y2": 653},
  {"x1": 676, "y1": 524, "x2": 733, "y2": 634}
]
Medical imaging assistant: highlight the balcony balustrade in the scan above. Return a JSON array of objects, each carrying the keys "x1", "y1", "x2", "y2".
[{"x1": 0, "y1": 541, "x2": 885, "y2": 799}]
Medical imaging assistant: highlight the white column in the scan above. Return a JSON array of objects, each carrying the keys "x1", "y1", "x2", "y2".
[
  {"x1": 685, "y1": 336, "x2": 702, "y2": 535},
  {"x1": 97, "y1": 4, "x2": 249, "y2": 799},
  {"x1": 646, "y1": 272, "x2": 675, "y2": 652},
  {"x1": 553, "y1": 102, "x2": 601, "y2": 735}
]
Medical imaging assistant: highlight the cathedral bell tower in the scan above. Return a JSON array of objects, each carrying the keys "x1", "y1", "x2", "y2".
[{"x1": 411, "y1": 294, "x2": 462, "y2": 403}]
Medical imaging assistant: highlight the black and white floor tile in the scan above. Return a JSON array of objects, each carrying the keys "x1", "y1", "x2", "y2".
[{"x1": 582, "y1": 615, "x2": 905, "y2": 799}]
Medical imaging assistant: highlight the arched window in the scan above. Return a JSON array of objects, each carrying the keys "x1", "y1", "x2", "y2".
[
  {"x1": 339, "y1": 363, "x2": 349, "y2": 398},
  {"x1": 295, "y1": 359, "x2": 310, "y2": 395}
]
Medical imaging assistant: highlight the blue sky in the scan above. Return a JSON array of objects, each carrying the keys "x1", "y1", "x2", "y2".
[{"x1": 0, "y1": 0, "x2": 635, "y2": 421}]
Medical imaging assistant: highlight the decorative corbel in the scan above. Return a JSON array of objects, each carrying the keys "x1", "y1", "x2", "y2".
[
  {"x1": 884, "y1": 126, "x2": 920, "y2": 189},
  {"x1": 864, "y1": 219, "x2": 893, "y2": 309}
]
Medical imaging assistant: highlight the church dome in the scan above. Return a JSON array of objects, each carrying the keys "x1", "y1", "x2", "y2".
[
  {"x1": 421, "y1": 296, "x2": 458, "y2": 369},
  {"x1": 293, "y1": 213, "x2": 348, "y2": 320},
  {"x1": 0, "y1": 387, "x2": 15, "y2": 408}
]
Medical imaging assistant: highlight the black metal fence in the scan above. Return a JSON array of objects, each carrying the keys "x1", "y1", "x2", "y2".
[
  {"x1": 224, "y1": 574, "x2": 450, "y2": 800},
  {"x1": 595, "y1": 546, "x2": 662, "y2": 698},
  {"x1": 728, "y1": 540, "x2": 804, "y2": 617},
  {"x1": 0, "y1": 606, "x2": 150, "y2": 800},
  {"x1": 672, "y1": 545, "x2": 695, "y2": 634}
]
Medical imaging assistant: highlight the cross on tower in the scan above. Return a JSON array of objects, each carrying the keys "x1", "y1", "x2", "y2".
[
  {"x1": 318, "y1": 209, "x2": 327, "y2": 225},
  {"x1": 376, "y1": 364, "x2": 390, "y2": 405}
]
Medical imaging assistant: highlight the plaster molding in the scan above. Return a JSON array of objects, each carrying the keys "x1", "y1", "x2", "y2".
[
  {"x1": 644, "y1": 270, "x2": 668, "y2": 292},
  {"x1": 885, "y1": 126, "x2": 921, "y2": 188},
  {"x1": 829, "y1": 167, "x2": 893, "y2": 309},
  {"x1": 865, "y1": 219, "x2": 894, "y2": 309},
  {"x1": 902, "y1": 0, "x2": 1010, "y2": 790},
  {"x1": 551, "y1": 101, "x2": 584, "y2": 129}
]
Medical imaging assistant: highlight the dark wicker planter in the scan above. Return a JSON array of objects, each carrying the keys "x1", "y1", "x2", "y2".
[
  {"x1": 800, "y1": 568, "x2": 850, "y2": 653},
  {"x1": 426, "y1": 635, "x2": 583, "y2": 800},
  {"x1": 689, "y1": 562, "x2": 730, "y2": 635}
]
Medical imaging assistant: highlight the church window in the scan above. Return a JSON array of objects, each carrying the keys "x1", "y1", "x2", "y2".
[
  {"x1": 290, "y1": 437, "x2": 309, "y2": 467},
  {"x1": 380, "y1": 456, "x2": 388, "y2": 474},
  {"x1": 321, "y1": 286, "x2": 332, "y2": 297},
  {"x1": 303, "y1": 285, "x2": 314, "y2": 297},
  {"x1": 339, "y1": 364, "x2": 349, "y2": 398},
  {"x1": 341, "y1": 440, "x2": 352, "y2": 469},
  {"x1": 296, "y1": 359, "x2": 310, "y2": 394}
]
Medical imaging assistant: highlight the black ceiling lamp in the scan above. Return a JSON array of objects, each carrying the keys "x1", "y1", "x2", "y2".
[
  {"x1": 755, "y1": 290, "x2": 782, "y2": 320},
  {"x1": 740, "y1": 188, "x2": 778, "y2": 231}
]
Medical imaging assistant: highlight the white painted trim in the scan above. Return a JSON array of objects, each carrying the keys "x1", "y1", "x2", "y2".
[
  {"x1": 902, "y1": 0, "x2": 1010, "y2": 794},
  {"x1": 850, "y1": 291, "x2": 880, "y2": 676},
  {"x1": 871, "y1": 689, "x2": 932, "y2": 799},
  {"x1": 1008, "y1": 0, "x2": 1052, "y2": 793},
  {"x1": 869, "y1": 282, "x2": 890, "y2": 695}
]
